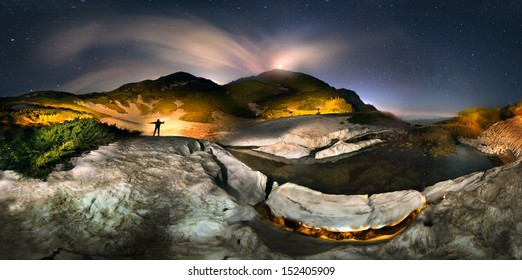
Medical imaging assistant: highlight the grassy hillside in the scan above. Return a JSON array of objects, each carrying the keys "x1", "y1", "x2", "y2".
[
  {"x1": 0, "y1": 107, "x2": 93, "y2": 127},
  {"x1": 438, "y1": 101, "x2": 522, "y2": 138},
  {"x1": 226, "y1": 69, "x2": 370, "y2": 118},
  {"x1": 226, "y1": 69, "x2": 336, "y2": 104},
  {"x1": 347, "y1": 110, "x2": 409, "y2": 128},
  {"x1": 0, "y1": 70, "x2": 375, "y2": 131},
  {"x1": 74, "y1": 72, "x2": 254, "y2": 122},
  {"x1": 2, "y1": 91, "x2": 100, "y2": 116}
]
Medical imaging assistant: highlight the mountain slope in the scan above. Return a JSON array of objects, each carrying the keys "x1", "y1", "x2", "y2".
[
  {"x1": 226, "y1": 69, "x2": 375, "y2": 118},
  {"x1": 0, "y1": 70, "x2": 376, "y2": 137},
  {"x1": 80, "y1": 72, "x2": 251, "y2": 122}
]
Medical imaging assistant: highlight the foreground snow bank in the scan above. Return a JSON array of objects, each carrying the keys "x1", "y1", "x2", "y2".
[
  {"x1": 206, "y1": 144, "x2": 268, "y2": 206},
  {"x1": 0, "y1": 137, "x2": 270, "y2": 259},
  {"x1": 2, "y1": 135, "x2": 520, "y2": 259}
]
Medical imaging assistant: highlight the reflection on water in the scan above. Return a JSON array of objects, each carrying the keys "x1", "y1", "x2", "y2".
[{"x1": 230, "y1": 145, "x2": 495, "y2": 195}]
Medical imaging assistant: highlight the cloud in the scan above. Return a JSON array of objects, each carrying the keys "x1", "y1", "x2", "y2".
[
  {"x1": 38, "y1": 16, "x2": 348, "y2": 93},
  {"x1": 60, "y1": 63, "x2": 177, "y2": 93}
]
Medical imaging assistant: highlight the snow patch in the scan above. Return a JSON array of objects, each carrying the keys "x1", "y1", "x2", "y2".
[
  {"x1": 0, "y1": 171, "x2": 21, "y2": 191},
  {"x1": 222, "y1": 115, "x2": 390, "y2": 160},
  {"x1": 247, "y1": 103, "x2": 263, "y2": 115},
  {"x1": 254, "y1": 142, "x2": 311, "y2": 159},
  {"x1": 422, "y1": 171, "x2": 487, "y2": 203},
  {"x1": 315, "y1": 139, "x2": 384, "y2": 159},
  {"x1": 223, "y1": 115, "x2": 388, "y2": 148},
  {"x1": 266, "y1": 182, "x2": 425, "y2": 232}
]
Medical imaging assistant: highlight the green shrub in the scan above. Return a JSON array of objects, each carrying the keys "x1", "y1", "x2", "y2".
[
  {"x1": 0, "y1": 118, "x2": 139, "y2": 178},
  {"x1": 412, "y1": 126, "x2": 456, "y2": 157}
]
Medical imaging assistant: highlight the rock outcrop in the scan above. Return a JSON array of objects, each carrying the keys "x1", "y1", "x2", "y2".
[{"x1": 475, "y1": 116, "x2": 522, "y2": 159}]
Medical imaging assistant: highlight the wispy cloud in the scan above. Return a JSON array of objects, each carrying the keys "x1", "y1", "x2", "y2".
[{"x1": 38, "y1": 16, "x2": 347, "y2": 93}]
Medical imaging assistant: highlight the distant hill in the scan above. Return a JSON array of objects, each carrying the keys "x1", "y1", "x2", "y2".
[
  {"x1": 113, "y1": 71, "x2": 221, "y2": 93},
  {"x1": 0, "y1": 69, "x2": 376, "y2": 137},
  {"x1": 226, "y1": 69, "x2": 375, "y2": 118},
  {"x1": 399, "y1": 116, "x2": 452, "y2": 126}
]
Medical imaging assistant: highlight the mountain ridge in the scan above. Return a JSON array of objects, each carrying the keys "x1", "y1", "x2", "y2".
[{"x1": 1, "y1": 69, "x2": 375, "y2": 120}]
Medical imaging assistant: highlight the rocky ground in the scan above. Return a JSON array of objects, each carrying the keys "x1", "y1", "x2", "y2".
[
  {"x1": 462, "y1": 115, "x2": 522, "y2": 160},
  {"x1": 303, "y1": 159, "x2": 522, "y2": 259},
  {"x1": 0, "y1": 137, "x2": 276, "y2": 259},
  {"x1": 0, "y1": 115, "x2": 521, "y2": 259}
]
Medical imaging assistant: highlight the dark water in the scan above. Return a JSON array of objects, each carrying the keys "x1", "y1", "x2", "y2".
[{"x1": 229, "y1": 145, "x2": 495, "y2": 195}]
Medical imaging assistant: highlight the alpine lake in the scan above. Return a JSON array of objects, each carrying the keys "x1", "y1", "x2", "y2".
[{"x1": 229, "y1": 143, "x2": 498, "y2": 195}]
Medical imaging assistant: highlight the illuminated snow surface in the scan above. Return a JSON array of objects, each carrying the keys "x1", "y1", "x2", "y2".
[
  {"x1": 314, "y1": 139, "x2": 384, "y2": 159},
  {"x1": 1, "y1": 136, "x2": 521, "y2": 259},
  {"x1": 0, "y1": 137, "x2": 275, "y2": 259},
  {"x1": 267, "y1": 183, "x2": 425, "y2": 231},
  {"x1": 253, "y1": 142, "x2": 311, "y2": 159},
  {"x1": 221, "y1": 115, "x2": 389, "y2": 159}
]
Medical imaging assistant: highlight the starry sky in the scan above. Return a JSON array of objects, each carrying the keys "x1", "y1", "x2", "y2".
[{"x1": 1, "y1": 0, "x2": 521, "y2": 117}]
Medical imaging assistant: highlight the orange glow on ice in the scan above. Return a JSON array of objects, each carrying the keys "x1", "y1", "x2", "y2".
[{"x1": 269, "y1": 207, "x2": 425, "y2": 243}]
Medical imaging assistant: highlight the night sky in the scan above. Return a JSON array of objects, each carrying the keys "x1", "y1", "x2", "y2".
[{"x1": 1, "y1": 1, "x2": 522, "y2": 117}]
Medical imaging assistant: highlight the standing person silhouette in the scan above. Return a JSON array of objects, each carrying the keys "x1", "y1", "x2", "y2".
[{"x1": 151, "y1": 119, "x2": 165, "y2": 136}]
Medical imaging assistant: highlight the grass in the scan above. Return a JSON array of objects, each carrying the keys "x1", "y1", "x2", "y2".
[
  {"x1": 84, "y1": 87, "x2": 253, "y2": 123},
  {"x1": 502, "y1": 101, "x2": 522, "y2": 118},
  {"x1": 410, "y1": 125, "x2": 457, "y2": 157},
  {"x1": 398, "y1": 103, "x2": 522, "y2": 159},
  {"x1": 435, "y1": 102, "x2": 522, "y2": 140},
  {"x1": 0, "y1": 108, "x2": 94, "y2": 127},
  {"x1": 439, "y1": 107, "x2": 502, "y2": 138},
  {"x1": 225, "y1": 80, "x2": 279, "y2": 108},
  {"x1": 261, "y1": 93, "x2": 353, "y2": 119},
  {"x1": 226, "y1": 69, "x2": 355, "y2": 119}
]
